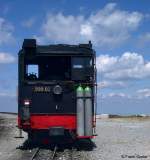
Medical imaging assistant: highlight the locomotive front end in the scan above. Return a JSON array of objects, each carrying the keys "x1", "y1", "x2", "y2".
[{"x1": 18, "y1": 39, "x2": 97, "y2": 143}]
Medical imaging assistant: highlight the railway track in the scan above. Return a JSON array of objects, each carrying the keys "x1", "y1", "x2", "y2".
[{"x1": 30, "y1": 145, "x2": 75, "y2": 160}]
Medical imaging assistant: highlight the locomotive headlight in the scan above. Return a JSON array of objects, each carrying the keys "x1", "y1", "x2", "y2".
[
  {"x1": 22, "y1": 99, "x2": 31, "y2": 121},
  {"x1": 53, "y1": 85, "x2": 62, "y2": 95},
  {"x1": 24, "y1": 99, "x2": 31, "y2": 106}
]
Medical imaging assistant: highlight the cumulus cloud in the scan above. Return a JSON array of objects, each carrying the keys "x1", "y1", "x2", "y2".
[
  {"x1": 97, "y1": 52, "x2": 150, "y2": 80},
  {"x1": 0, "y1": 17, "x2": 14, "y2": 45},
  {"x1": 0, "y1": 53, "x2": 16, "y2": 63},
  {"x1": 42, "y1": 13, "x2": 84, "y2": 43},
  {"x1": 36, "y1": 3, "x2": 143, "y2": 47}
]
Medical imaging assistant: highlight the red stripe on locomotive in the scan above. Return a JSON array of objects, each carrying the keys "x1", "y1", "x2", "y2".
[{"x1": 19, "y1": 114, "x2": 76, "y2": 129}]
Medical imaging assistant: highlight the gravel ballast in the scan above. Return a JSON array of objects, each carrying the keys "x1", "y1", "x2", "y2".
[{"x1": 0, "y1": 113, "x2": 150, "y2": 160}]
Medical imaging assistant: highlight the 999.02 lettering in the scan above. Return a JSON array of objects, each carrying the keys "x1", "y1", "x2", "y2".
[{"x1": 33, "y1": 86, "x2": 50, "y2": 92}]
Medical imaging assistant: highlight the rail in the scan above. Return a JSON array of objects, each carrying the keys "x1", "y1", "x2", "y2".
[{"x1": 30, "y1": 145, "x2": 75, "y2": 160}]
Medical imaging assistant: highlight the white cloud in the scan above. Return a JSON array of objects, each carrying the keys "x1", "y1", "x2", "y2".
[
  {"x1": 0, "y1": 92, "x2": 15, "y2": 97},
  {"x1": 107, "y1": 93, "x2": 127, "y2": 98},
  {"x1": 0, "y1": 17, "x2": 14, "y2": 45},
  {"x1": 97, "y1": 54, "x2": 118, "y2": 73},
  {"x1": 22, "y1": 18, "x2": 35, "y2": 28},
  {"x1": 101, "y1": 88, "x2": 150, "y2": 99},
  {"x1": 36, "y1": 3, "x2": 143, "y2": 47},
  {"x1": 41, "y1": 13, "x2": 84, "y2": 43},
  {"x1": 101, "y1": 92, "x2": 130, "y2": 99},
  {"x1": 0, "y1": 53, "x2": 16, "y2": 63},
  {"x1": 136, "y1": 88, "x2": 150, "y2": 98},
  {"x1": 98, "y1": 81, "x2": 127, "y2": 89},
  {"x1": 97, "y1": 52, "x2": 150, "y2": 80},
  {"x1": 80, "y1": 24, "x2": 93, "y2": 37}
]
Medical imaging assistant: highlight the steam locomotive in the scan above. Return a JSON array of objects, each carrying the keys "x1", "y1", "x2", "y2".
[{"x1": 18, "y1": 39, "x2": 97, "y2": 143}]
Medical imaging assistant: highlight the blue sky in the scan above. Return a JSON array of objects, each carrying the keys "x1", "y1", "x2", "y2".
[{"x1": 0, "y1": 0, "x2": 150, "y2": 114}]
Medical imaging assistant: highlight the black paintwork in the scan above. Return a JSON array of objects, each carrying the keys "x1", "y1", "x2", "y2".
[
  {"x1": 18, "y1": 39, "x2": 96, "y2": 117},
  {"x1": 19, "y1": 84, "x2": 76, "y2": 114}
]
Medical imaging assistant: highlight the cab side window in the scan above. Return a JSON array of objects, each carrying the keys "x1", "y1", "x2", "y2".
[
  {"x1": 26, "y1": 64, "x2": 39, "y2": 80},
  {"x1": 71, "y1": 57, "x2": 92, "y2": 81}
]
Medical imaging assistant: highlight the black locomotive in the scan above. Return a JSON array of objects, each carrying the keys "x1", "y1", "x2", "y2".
[{"x1": 18, "y1": 39, "x2": 97, "y2": 143}]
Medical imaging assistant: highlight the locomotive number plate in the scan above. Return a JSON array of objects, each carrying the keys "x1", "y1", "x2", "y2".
[{"x1": 33, "y1": 86, "x2": 50, "y2": 92}]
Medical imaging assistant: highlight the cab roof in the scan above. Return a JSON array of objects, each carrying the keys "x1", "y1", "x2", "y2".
[{"x1": 20, "y1": 39, "x2": 95, "y2": 56}]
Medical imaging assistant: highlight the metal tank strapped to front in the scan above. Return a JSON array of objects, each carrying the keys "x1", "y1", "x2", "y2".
[
  {"x1": 84, "y1": 86, "x2": 93, "y2": 136},
  {"x1": 76, "y1": 86, "x2": 85, "y2": 136}
]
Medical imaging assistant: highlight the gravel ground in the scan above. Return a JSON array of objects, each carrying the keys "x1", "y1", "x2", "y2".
[
  {"x1": 89, "y1": 118, "x2": 150, "y2": 160},
  {"x1": 0, "y1": 113, "x2": 150, "y2": 160},
  {"x1": 0, "y1": 113, "x2": 27, "y2": 160}
]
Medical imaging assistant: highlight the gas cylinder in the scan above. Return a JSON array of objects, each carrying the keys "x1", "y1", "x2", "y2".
[
  {"x1": 76, "y1": 85, "x2": 84, "y2": 136},
  {"x1": 84, "y1": 86, "x2": 92, "y2": 136}
]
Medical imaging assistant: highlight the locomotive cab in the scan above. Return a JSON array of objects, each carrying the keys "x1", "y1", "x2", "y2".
[{"x1": 18, "y1": 39, "x2": 97, "y2": 142}]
